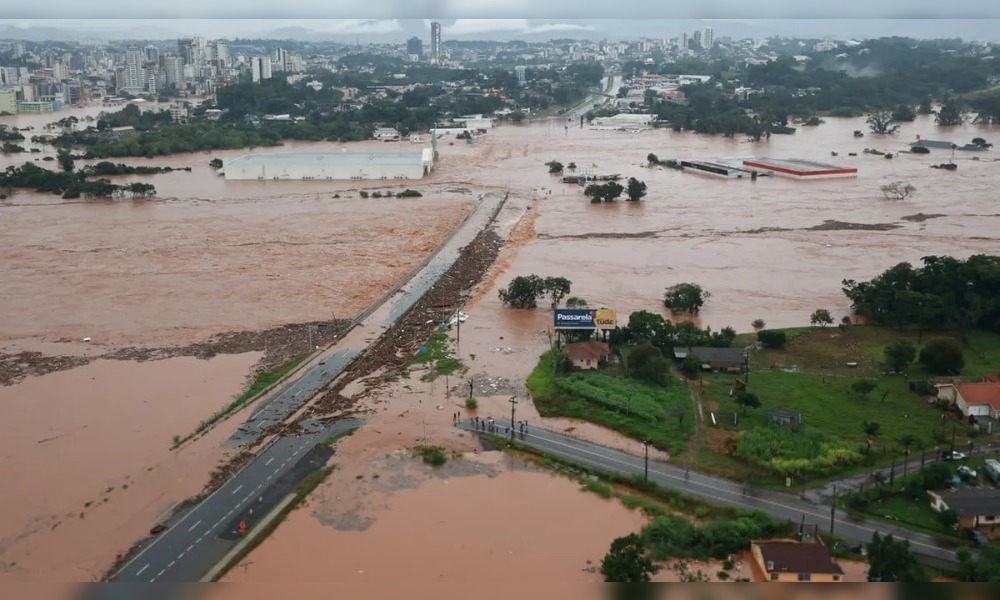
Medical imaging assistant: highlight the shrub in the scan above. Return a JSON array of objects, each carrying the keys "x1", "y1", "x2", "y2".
[
  {"x1": 757, "y1": 329, "x2": 787, "y2": 349},
  {"x1": 465, "y1": 397, "x2": 478, "y2": 409},
  {"x1": 919, "y1": 337, "x2": 964, "y2": 374},
  {"x1": 397, "y1": 189, "x2": 422, "y2": 197},
  {"x1": 737, "y1": 427, "x2": 865, "y2": 476},
  {"x1": 359, "y1": 190, "x2": 369, "y2": 198}
]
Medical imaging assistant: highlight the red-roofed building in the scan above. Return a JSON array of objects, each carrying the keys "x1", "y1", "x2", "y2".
[
  {"x1": 954, "y1": 382, "x2": 1000, "y2": 419},
  {"x1": 751, "y1": 540, "x2": 844, "y2": 582},
  {"x1": 563, "y1": 341, "x2": 610, "y2": 370}
]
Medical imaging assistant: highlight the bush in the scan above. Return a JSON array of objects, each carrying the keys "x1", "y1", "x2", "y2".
[
  {"x1": 397, "y1": 188, "x2": 422, "y2": 197},
  {"x1": 641, "y1": 511, "x2": 787, "y2": 561},
  {"x1": 919, "y1": 337, "x2": 964, "y2": 374},
  {"x1": 359, "y1": 190, "x2": 369, "y2": 198},
  {"x1": 922, "y1": 462, "x2": 952, "y2": 490},
  {"x1": 465, "y1": 397, "x2": 478, "y2": 409},
  {"x1": 757, "y1": 329, "x2": 787, "y2": 349}
]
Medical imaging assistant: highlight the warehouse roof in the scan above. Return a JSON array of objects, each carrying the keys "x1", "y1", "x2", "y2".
[{"x1": 225, "y1": 151, "x2": 427, "y2": 167}]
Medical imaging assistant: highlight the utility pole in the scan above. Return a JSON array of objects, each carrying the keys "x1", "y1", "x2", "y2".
[
  {"x1": 830, "y1": 485, "x2": 837, "y2": 538},
  {"x1": 509, "y1": 396, "x2": 518, "y2": 442},
  {"x1": 307, "y1": 324, "x2": 314, "y2": 351},
  {"x1": 455, "y1": 305, "x2": 462, "y2": 356},
  {"x1": 643, "y1": 440, "x2": 651, "y2": 481}
]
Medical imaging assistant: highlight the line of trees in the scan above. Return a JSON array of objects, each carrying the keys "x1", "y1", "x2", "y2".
[
  {"x1": 841, "y1": 255, "x2": 1000, "y2": 335},
  {"x1": 498, "y1": 275, "x2": 572, "y2": 309},
  {"x1": 0, "y1": 161, "x2": 157, "y2": 199}
]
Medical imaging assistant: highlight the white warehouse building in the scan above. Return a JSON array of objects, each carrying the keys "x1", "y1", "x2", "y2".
[{"x1": 223, "y1": 149, "x2": 435, "y2": 181}]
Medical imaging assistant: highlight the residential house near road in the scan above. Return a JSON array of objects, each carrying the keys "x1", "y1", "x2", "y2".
[
  {"x1": 750, "y1": 539, "x2": 845, "y2": 582},
  {"x1": 563, "y1": 341, "x2": 611, "y2": 371},
  {"x1": 673, "y1": 346, "x2": 746, "y2": 373},
  {"x1": 928, "y1": 487, "x2": 1000, "y2": 539},
  {"x1": 951, "y1": 382, "x2": 1000, "y2": 419}
]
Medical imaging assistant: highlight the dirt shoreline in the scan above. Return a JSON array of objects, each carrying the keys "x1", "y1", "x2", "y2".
[{"x1": 0, "y1": 320, "x2": 352, "y2": 388}]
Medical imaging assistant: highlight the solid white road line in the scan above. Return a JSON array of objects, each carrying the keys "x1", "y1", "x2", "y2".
[
  {"x1": 188, "y1": 520, "x2": 201, "y2": 532},
  {"x1": 135, "y1": 564, "x2": 149, "y2": 576},
  {"x1": 231, "y1": 484, "x2": 243, "y2": 495}
]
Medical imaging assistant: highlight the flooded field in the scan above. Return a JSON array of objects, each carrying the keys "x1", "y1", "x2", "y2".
[{"x1": 0, "y1": 353, "x2": 258, "y2": 581}]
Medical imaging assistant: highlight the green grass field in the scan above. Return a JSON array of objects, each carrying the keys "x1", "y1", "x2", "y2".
[
  {"x1": 410, "y1": 331, "x2": 462, "y2": 380},
  {"x1": 526, "y1": 350, "x2": 693, "y2": 455}
]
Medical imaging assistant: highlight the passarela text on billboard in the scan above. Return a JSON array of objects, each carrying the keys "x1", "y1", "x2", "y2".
[{"x1": 554, "y1": 308, "x2": 617, "y2": 330}]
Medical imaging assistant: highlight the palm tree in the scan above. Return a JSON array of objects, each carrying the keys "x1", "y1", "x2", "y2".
[
  {"x1": 898, "y1": 434, "x2": 919, "y2": 478},
  {"x1": 863, "y1": 421, "x2": 881, "y2": 456}
]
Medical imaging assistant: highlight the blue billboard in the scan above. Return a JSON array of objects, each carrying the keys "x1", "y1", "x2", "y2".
[{"x1": 554, "y1": 308, "x2": 617, "y2": 330}]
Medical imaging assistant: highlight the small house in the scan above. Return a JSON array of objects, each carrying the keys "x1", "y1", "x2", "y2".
[
  {"x1": 563, "y1": 341, "x2": 611, "y2": 371},
  {"x1": 673, "y1": 346, "x2": 746, "y2": 372},
  {"x1": 953, "y1": 382, "x2": 1000, "y2": 419},
  {"x1": 766, "y1": 408, "x2": 803, "y2": 428},
  {"x1": 751, "y1": 539, "x2": 844, "y2": 582},
  {"x1": 928, "y1": 487, "x2": 1000, "y2": 537}
]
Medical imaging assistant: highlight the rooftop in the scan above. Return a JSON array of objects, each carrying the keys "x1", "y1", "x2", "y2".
[
  {"x1": 563, "y1": 341, "x2": 611, "y2": 362},
  {"x1": 744, "y1": 157, "x2": 857, "y2": 173},
  {"x1": 674, "y1": 346, "x2": 746, "y2": 365},
  {"x1": 225, "y1": 151, "x2": 428, "y2": 168},
  {"x1": 754, "y1": 540, "x2": 843, "y2": 575},
  {"x1": 929, "y1": 487, "x2": 1000, "y2": 516},
  {"x1": 956, "y1": 382, "x2": 1000, "y2": 410}
]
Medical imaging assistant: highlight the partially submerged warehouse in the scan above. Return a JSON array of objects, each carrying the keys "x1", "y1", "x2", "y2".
[{"x1": 222, "y1": 149, "x2": 435, "y2": 181}]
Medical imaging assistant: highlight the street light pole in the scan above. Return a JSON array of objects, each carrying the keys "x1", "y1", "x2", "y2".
[
  {"x1": 830, "y1": 485, "x2": 837, "y2": 538},
  {"x1": 509, "y1": 396, "x2": 518, "y2": 442},
  {"x1": 643, "y1": 440, "x2": 650, "y2": 481}
]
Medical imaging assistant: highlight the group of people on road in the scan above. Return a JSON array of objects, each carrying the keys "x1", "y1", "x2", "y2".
[{"x1": 459, "y1": 415, "x2": 530, "y2": 437}]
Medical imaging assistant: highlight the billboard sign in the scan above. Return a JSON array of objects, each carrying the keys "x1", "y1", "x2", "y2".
[{"x1": 554, "y1": 308, "x2": 617, "y2": 330}]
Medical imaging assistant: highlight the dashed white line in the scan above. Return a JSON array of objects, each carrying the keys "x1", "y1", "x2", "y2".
[
  {"x1": 187, "y1": 544, "x2": 195, "y2": 553},
  {"x1": 231, "y1": 484, "x2": 243, "y2": 495},
  {"x1": 157, "y1": 568, "x2": 166, "y2": 577},
  {"x1": 135, "y1": 564, "x2": 149, "y2": 576},
  {"x1": 168, "y1": 561, "x2": 175, "y2": 568},
  {"x1": 177, "y1": 551, "x2": 185, "y2": 559},
  {"x1": 265, "y1": 457, "x2": 274, "y2": 466},
  {"x1": 273, "y1": 468, "x2": 280, "y2": 475},
  {"x1": 188, "y1": 520, "x2": 201, "y2": 532}
]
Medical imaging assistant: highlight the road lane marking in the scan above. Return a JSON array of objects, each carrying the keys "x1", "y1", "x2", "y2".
[
  {"x1": 178, "y1": 551, "x2": 185, "y2": 559},
  {"x1": 188, "y1": 520, "x2": 201, "y2": 532},
  {"x1": 231, "y1": 484, "x2": 243, "y2": 495},
  {"x1": 273, "y1": 468, "x2": 280, "y2": 475},
  {"x1": 489, "y1": 428, "x2": 948, "y2": 556},
  {"x1": 158, "y1": 569, "x2": 166, "y2": 577},
  {"x1": 187, "y1": 544, "x2": 195, "y2": 552},
  {"x1": 168, "y1": 561, "x2": 175, "y2": 568},
  {"x1": 135, "y1": 564, "x2": 149, "y2": 576},
  {"x1": 265, "y1": 458, "x2": 274, "y2": 466}
]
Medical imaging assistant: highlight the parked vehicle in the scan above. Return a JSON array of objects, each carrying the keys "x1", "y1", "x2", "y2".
[
  {"x1": 984, "y1": 459, "x2": 1000, "y2": 484},
  {"x1": 941, "y1": 450, "x2": 967, "y2": 461},
  {"x1": 958, "y1": 465, "x2": 978, "y2": 481},
  {"x1": 149, "y1": 523, "x2": 166, "y2": 535},
  {"x1": 967, "y1": 528, "x2": 989, "y2": 546}
]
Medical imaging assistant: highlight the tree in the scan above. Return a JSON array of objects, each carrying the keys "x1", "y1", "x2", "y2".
[
  {"x1": 922, "y1": 462, "x2": 952, "y2": 490},
  {"x1": 938, "y1": 509, "x2": 959, "y2": 529},
  {"x1": 919, "y1": 337, "x2": 965, "y2": 374},
  {"x1": 646, "y1": 152, "x2": 659, "y2": 166},
  {"x1": 898, "y1": 434, "x2": 919, "y2": 478},
  {"x1": 735, "y1": 391, "x2": 762, "y2": 415},
  {"x1": 56, "y1": 148, "x2": 74, "y2": 173},
  {"x1": 809, "y1": 309, "x2": 834, "y2": 327},
  {"x1": 917, "y1": 97, "x2": 933, "y2": 115},
  {"x1": 600, "y1": 533, "x2": 660, "y2": 582},
  {"x1": 565, "y1": 296, "x2": 588, "y2": 308},
  {"x1": 681, "y1": 353, "x2": 702, "y2": 379},
  {"x1": 209, "y1": 158, "x2": 223, "y2": 169},
  {"x1": 628, "y1": 343, "x2": 672, "y2": 386},
  {"x1": 866, "y1": 110, "x2": 900, "y2": 134},
  {"x1": 498, "y1": 275, "x2": 546, "y2": 309},
  {"x1": 935, "y1": 102, "x2": 968, "y2": 126},
  {"x1": 546, "y1": 160, "x2": 564, "y2": 174},
  {"x1": 862, "y1": 421, "x2": 881, "y2": 455},
  {"x1": 751, "y1": 318, "x2": 765, "y2": 330},
  {"x1": 663, "y1": 283, "x2": 709, "y2": 315},
  {"x1": 866, "y1": 533, "x2": 926, "y2": 582},
  {"x1": 626, "y1": 177, "x2": 647, "y2": 201},
  {"x1": 884, "y1": 340, "x2": 917, "y2": 373},
  {"x1": 851, "y1": 379, "x2": 877, "y2": 401},
  {"x1": 567, "y1": 162, "x2": 577, "y2": 171},
  {"x1": 543, "y1": 276, "x2": 572, "y2": 308},
  {"x1": 956, "y1": 544, "x2": 1000, "y2": 582},
  {"x1": 880, "y1": 181, "x2": 916, "y2": 201},
  {"x1": 891, "y1": 104, "x2": 917, "y2": 122},
  {"x1": 756, "y1": 329, "x2": 786, "y2": 349}
]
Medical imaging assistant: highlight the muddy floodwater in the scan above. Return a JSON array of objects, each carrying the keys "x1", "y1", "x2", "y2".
[{"x1": 0, "y1": 352, "x2": 258, "y2": 581}]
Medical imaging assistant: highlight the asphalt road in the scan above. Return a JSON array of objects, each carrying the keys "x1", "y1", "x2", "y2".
[
  {"x1": 112, "y1": 418, "x2": 360, "y2": 583},
  {"x1": 460, "y1": 421, "x2": 964, "y2": 570}
]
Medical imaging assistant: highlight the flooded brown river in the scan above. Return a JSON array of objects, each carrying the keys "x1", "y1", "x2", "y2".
[{"x1": 0, "y1": 104, "x2": 998, "y2": 582}]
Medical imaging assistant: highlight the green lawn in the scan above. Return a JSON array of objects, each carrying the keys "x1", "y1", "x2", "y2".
[
  {"x1": 526, "y1": 350, "x2": 693, "y2": 455},
  {"x1": 861, "y1": 493, "x2": 959, "y2": 540},
  {"x1": 694, "y1": 325, "x2": 1000, "y2": 480}
]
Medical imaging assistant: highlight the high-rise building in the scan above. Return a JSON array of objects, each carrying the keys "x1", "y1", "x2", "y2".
[
  {"x1": 124, "y1": 46, "x2": 145, "y2": 90},
  {"x1": 430, "y1": 21, "x2": 442, "y2": 62},
  {"x1": 163, "y1": 54, "x2": 184, "y2": 86},
  {"x1": 145, "y1": 45, "x2": 159, "y2": 65},
  {"x1": 178, "y1": 38, "x2": 196, "y2": 65},
  {"x1": 692, "y1": 30, "x2": 702, "y2": 48},
  {"x1": 681, "y1": 32, "x2": 688, "y2": 51},
  {"x1": 272, "y1": 48, "x2": 289, "y2": 72},
  {"x1": 251, "y1": 56, "x2": 272, "y2": 83},
  {"x1": 514, "y1": 65, "x2": 527, "y2": 85},
  {"x1": 214, "y1": 40, "x2": 230, "y2": 67},
  {"x1": 406, "y1": 36, "x2": 423, "y2": 60},
  {"x1": 702, "y1": 27, "x2": 714, "y2": 50},
  {"x1": 147, "y1": 74, "x2": 158, "y2": 94}
]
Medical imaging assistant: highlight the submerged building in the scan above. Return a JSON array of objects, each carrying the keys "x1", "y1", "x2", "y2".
[
  {"x1": 222, "y1": 149, "x2": 435, "y2": 181},
  {"x1": 741, "y1": 157, "x2": 857, "y2": 179}
]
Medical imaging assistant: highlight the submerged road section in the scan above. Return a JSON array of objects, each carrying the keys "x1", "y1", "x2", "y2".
[
  {"x1": 459, "y1": 421, "x2": 964, "y2": 570},
  {"x1": 112, "y1": 418, "x2": 361, "y2": 583},
  {"x1": 226, "y1": 191, "x2": 507, "y2": 447}
]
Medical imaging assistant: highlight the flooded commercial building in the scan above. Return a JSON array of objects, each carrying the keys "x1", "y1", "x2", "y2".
[
  {"x1": 742, "y1": 157, "x2": 858, "y2": 179},
  {"x1": 222, "y1": 149, "x2": 434, "y2": 180}
]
